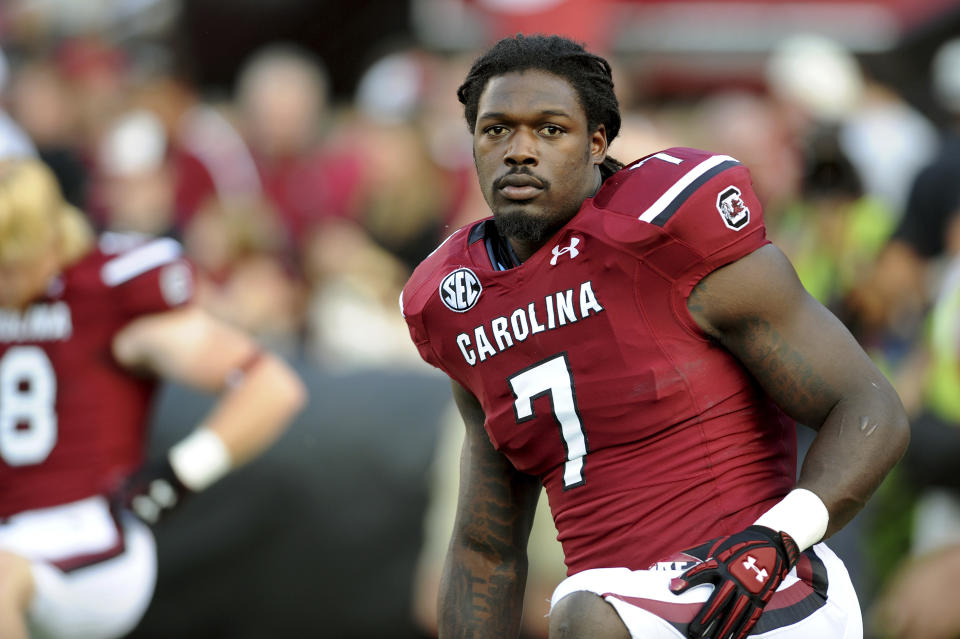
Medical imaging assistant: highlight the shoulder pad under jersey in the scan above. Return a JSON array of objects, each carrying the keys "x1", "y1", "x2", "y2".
[
  {"x1": 95, "y1": 232, "x2": 196, "y2": 317},
  {"x1": 594, "y1": 147, "x2": 765, "y2": 253}
]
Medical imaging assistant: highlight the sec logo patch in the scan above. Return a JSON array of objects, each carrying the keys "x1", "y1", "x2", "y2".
[{"x1": 440, "y1": 268, "x2": 482, "y2": 312}]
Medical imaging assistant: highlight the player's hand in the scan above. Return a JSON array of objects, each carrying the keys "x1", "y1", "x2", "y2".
[
  {"x1": 669, "y1": 525, "x2": 799, "y2": 639},
  {"x1": 110, "y1": 457, "x2": 190, "y2": 525}
]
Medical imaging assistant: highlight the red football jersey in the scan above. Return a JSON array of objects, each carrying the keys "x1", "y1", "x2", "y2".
[
  {"x1": 0, "y1": 233, "x2": 195, "y2": 517},
  {"x1": 402, "y1": 148, "x2": 797, "y2": 575}
]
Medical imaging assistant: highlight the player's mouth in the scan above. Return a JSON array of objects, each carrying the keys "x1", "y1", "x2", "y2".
[{"x1": 496, "y1": 173, "x2": 546, "y2": 201}]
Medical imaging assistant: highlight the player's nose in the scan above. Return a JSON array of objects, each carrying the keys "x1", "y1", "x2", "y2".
[{"x1": 503, "y1": 129, "x2": 538, "y2": 166}]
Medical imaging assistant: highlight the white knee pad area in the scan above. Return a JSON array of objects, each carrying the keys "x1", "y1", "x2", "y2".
[{"x1": 27, "y1": 515, "x2": 157, "y2": 639}]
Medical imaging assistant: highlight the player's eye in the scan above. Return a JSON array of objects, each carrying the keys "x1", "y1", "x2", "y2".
[
  {"x1": 483, "y1": 125, "x2": 508, "y2": 137},
  {"x1": 540, "y1": 125, "x2": 564, "y2": 137}
]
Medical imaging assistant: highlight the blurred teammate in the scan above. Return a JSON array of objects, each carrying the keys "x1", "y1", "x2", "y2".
[
  {"x1": 400, "y1": 35, "x2": 909, "y2": 639},
  {"x1": 0, "y1": 159, "x2": 306, "y2": 639}
]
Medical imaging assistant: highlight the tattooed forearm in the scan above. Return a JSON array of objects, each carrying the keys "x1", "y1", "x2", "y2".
[
  {"x1": 440, "y1": 383, "x2": 540, "y2": 638},
  {"x1": 722, "y1": 316, "x2": 831, "y2": 422},
  {"x1": 439, "y1": 488, "x2": 533, "y2": 637},
  {"x1": 440, "y1": 483, "x2": 530, "y2": 635},
  {"x1": 439, "y1": 550, "x2": 527, "y2": 638}
]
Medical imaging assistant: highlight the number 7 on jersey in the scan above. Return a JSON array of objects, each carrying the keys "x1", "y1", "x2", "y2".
[{"x1": 508, "y1": 353, "x2": 589, "y2": 489}]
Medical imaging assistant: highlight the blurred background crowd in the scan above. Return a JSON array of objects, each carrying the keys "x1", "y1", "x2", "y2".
[{"x1": 3, "y1": 0, "x2": 960, "y2": 637}]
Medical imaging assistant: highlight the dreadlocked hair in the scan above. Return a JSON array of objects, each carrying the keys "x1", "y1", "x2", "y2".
[{"x1": 457, "y1": 33, "x2": 625, "y2": 181}]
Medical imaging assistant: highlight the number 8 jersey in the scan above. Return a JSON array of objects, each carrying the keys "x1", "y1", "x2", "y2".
[
  {"x1": 401, "y1": 148, "x2": 797, "y2": 575},
  {"x1": 0, "y1": 233, "x2": 195, "y2": 517}
]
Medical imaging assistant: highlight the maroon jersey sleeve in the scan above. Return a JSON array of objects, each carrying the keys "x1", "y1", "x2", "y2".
[
  {"x1": 598, "y1": 150, "x2": 766, "y2": 268},
  {"x1": 98, "y1": 234, "x2": 196, "y2": 320},
  {"x1": 594, "y1": 147, "x2": 768, "y2": 333},
  {"x1": 400, "y1": 226, "x2": 473, "y2": 376}
]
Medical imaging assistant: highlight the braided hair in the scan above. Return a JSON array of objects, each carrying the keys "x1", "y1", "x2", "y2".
[{"x1": 457, "y1": 34, "x2": 625, "y2": 180}]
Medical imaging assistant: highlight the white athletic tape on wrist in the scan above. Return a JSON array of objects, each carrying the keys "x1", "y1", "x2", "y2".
[
  {"x1": 168, "y1": 427, "x2": 232, "y2": 492},
  {"x1": 753, "y1": 488, "x2": 829, "y2": 552}
]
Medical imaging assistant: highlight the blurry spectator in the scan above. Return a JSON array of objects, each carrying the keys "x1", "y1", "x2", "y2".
[
  {"x1": 92, "y1": 94, "x2": 255, "y2": 245},
  {"x1": 872, "y1": 542, "x2": 960, "y2": 639},
  {"x1": 4, "y1": 0, "x2": 178, "y2": 43},
  {"x1": 354, "y1": 115, "x2": 451, "y2": 270},
  {"x1": 843, "y1": 38, "x2": 960, "y2": 344},
  {"x1": 127, "y1": 69, "x2": 263, "y2": 230},
  {"x1": 302, "y1": 218, "x2": 420, "y2": 369},
  {"x1": 413, "y1": 51, "x2": 494, "y2": 232},
  {"x1": 171, "y1": 101, "x2": 261, "y2": 226},
  {"x1": 694, "y1": 90, "x2": 804, "y2": 225},
  {"x1": 773, "y1": 125, "x2": 894, "y2": 316},
  {"x1": 913, "y1": 258, "x2": 960, "y2": 454},
  {"x1": 54, "y1": 37, "x2": 131, "y2": 154},
  {"x1": 607, "y1": 111, "x2": 676, "y2": 169},
  {"x1": 8, "y1": 56, "x2": 87, "y2": 207},
  {"x1": 235, "y1": 43, "x2": 366, "y2": 256},
  {"x1": 0, "y1": 158, "x2": 305, "y2": 638},
  {"x1": 839, "y1": 38, "x2": 960, "y2": 437},
  {"x1": 867, "y1": 253, "x2": 960, "y2": 639},
  {"x1": 0, "y1": 47, "x2": 37, "y2": 160},
  {"x1": 765, "y1": 33, "x2": 936, "y2": 218},
  {"x1": 183, "y1": 196, "x2": 306, "y2": 353},
  {"x1": 869, "y1": 257, "x2": 960, "y2": 639},
  {"x1": 838, "y1": 78, "x2": 937, "y2": 219},
  {"x1": 92, "y1": 108, "x2": 178, "y2": 236},
  {"x1": 353, "y1": 49, "x2": 467, "y2": 269},
  {"x1": 298, "y1": 49, "x2": 477, "y2": 369},
  {"x1": 850, "y1": 37, "x2": 960, "y2": 637}
]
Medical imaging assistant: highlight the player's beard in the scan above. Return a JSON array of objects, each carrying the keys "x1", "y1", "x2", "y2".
[{"x1": 492, "y1": 207, "x2": 566, "y2": 244}]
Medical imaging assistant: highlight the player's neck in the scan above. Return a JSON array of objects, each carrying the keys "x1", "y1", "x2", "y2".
[{"x1": 507, "y1": 237, "x2": 539, "y2": 263}]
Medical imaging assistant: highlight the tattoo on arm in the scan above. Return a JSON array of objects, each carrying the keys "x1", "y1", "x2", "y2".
[
  {"x1": 723, "y1": 317, "x2": 833, "y2": 425},
  {"x1": 441, "y1": 383, "x2": 539, "y2": 637},
  {"x1": 687, "y1": 278, "x2": 707, "y2": 318},
  {"x1": 688, "y1": 245, "x2": 909, "y2": 535}
]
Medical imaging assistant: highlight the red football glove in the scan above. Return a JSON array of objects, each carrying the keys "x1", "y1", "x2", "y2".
[{"x1": 669, "y1": 525, "x2": 800, "y2": 639}]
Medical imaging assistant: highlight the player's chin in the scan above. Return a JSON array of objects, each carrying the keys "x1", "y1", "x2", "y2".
[
  {"x1": 492, "y1": 207, "x2": 560, "y2": 243},
  {"x1": 494, "y1": 191, "x2": 554, "y2": 214}
]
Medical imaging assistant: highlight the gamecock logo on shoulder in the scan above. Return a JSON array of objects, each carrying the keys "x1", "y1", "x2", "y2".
[
  {"x1": 439, "y1": 267, "x2": 482, "y2": 312},
  {"x1": 716, "y1": 185, "x2": 750, "y2": 230}
]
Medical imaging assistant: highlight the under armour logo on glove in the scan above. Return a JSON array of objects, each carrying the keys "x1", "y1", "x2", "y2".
[
  {"x1": 110, "y1": 458, "x2": 191, "y2": 525},
  {"x1": 131, "y1": 477, "x2": 180, "y2": 524},
  {"x1": 741, "y1": 556, "x2": 768, "y2": 582},
  {"x1": 670, "y1": 525, "x2": 799, "y2": 639},
  {"x1": 550, "y1": 237, "x2": 581, "y2": 265}
]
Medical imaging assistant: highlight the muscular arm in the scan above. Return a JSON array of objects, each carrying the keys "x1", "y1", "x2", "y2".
[
  {"x1": 440, "y1": 380, "x2": 541, "y2": 638},
  {"x1": 112, "y1": 305, "x2": 306, "y2": 466},
  {"x1": 688, "y1": 244, "x2": 910, "y2": 537}
]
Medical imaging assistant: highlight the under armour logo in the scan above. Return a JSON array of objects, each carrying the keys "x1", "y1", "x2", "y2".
[
  {"x1": 550, "y1": 237, "x2": 581, "y2": 266},
  {"x1": 742, "y1": 555, "x2": 768, "y2": 582}
]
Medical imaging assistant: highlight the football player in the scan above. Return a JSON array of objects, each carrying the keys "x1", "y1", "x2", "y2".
[
  {"x1": 0, "y1": 159, "x2": 306, "y2": 639},
  {"x1": 400, "y1": 35, "x2": 909, "y2": 639}
]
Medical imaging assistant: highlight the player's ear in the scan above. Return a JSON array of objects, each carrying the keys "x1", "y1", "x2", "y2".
[{"x1": 590, "y1": 124, "x2": 608, "y2": 165}]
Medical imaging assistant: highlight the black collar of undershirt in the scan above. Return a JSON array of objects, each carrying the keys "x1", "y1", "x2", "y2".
[{"x1": 469, "y1": 219, "x2": 522, "y2": 271}]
